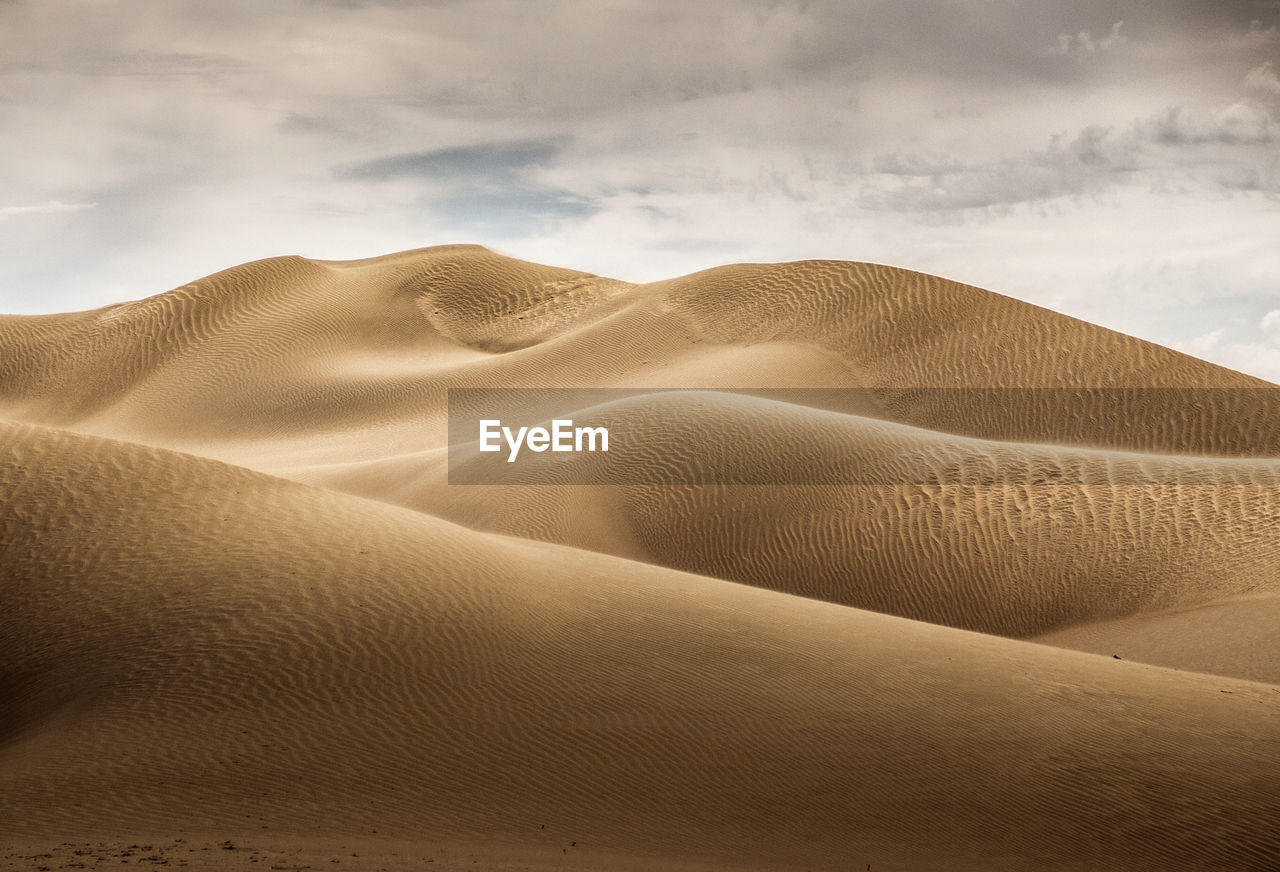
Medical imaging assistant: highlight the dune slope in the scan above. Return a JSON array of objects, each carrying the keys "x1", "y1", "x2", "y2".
[
  {"x1": 2, "y1": 421, "x2": 1280, "y2": 872},
  {"x1": 3, "y1": 245, "x2": 1280, "y2": 870}
]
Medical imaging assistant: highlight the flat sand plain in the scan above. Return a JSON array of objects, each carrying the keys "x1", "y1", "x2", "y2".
[{"x1": 2, "y1": 246, "x2": 1278, "y2": 871}]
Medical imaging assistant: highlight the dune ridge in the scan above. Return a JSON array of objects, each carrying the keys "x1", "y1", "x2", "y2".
[{"x1": 2, "y1": 245, "x2": 1279, "y2": 870}]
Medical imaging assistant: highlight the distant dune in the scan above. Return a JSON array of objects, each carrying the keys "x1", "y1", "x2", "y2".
[{"x1": 2, "y1": 246, "x2": 1278, "y2": 871}]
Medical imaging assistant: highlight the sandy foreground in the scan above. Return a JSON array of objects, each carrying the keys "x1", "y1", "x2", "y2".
[{"x1": 2, "y1": 245, "x2": 1278, "y2": 871}]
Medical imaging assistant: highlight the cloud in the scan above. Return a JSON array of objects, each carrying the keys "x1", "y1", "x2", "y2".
[
  {"x1": 1244, "y1": 61, "x2": 1280, "y2": 102},
  {"x1": 338, "y1": 137, "x2": 567, "y2": 183},
  {"x1": 1054, "y1": 21, "x2": 1127, "y2": 57},
  {"x1": 438, "y1": 188, "x2": 598, "y2": 236},
  {"x1": 1262, "y1": 309, "x2": 1280, "y2": 341},
  {"x1": 862, "y1": 82, "x2": 1280, "y2": 216},
  {"x1": 336, "y1": 136, "x2": 594, "y2": 237},
  {"x1": 1175, "y1": 325, "x2": 1280, "y2": 385},
  {"x1": 1140, "y1": 103, "x2": 1274, "y2": 145},
  {"x1": 1178, "y1": 328, "x2": 1227, "y2": 359},
  {"x1": 859, "y1": 124, "x2": 1143, "y2": 213},
  {"x1": 95, "y1": 50, "x2": 242, "y2": 78},
  {"x1": 301, "y1": 0, "x2": 461, "y2": 6},
  {"x1": 1166, "y1": 302, "x2": 1280, "y2": 389},
  {"x1": 0, "y1": 200, "x2": 96, "y2": 219}
]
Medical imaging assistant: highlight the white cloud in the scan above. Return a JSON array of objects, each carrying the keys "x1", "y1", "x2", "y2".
[
  {"x1": 1054, "y1": 21, "x2": 1127, "y2": 57},
  {"x1": 1244, "y1": 61, "x2": 1280, "y2": 102},
  {"x1": 0, "y1": 200, "x2": 96, "y2": 219},
  {"x1": 1178, "y1": 328, "x2": 1227, "y2": 359},
  {"x1": 1261, "y1": 309, "x2": 1280, "y2": 341},
  {"x1": 1170, "y1": 309, "x2": 1280, "y2": 386},
  {"x1": 1173, "y1": 329, "x2": 1280, "y2": 386}
]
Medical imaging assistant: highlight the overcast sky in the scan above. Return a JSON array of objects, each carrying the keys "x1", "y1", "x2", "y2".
[{"x1": 2, "y1": 0, "x2": 1279, "y2": 380}]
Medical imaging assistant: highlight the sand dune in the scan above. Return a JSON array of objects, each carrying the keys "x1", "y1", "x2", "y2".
[
  {"x1": 2, "y1": 245, "x2": 1279, "y2": 870},
  {"x1": 1034, "y1": 594, "x2": 1280, "y2": 684},
  {"x1": 431, "y1": 390, "x2": 1280, "y2": 636}
]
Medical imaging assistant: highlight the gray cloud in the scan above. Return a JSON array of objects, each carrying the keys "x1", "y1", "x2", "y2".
[
  {"x1": 302, "y1": 0, "x2": 460, "y2": 6},
  {"x1": 1140, "y1": 104, "x2": 1275, "y2": 146},
  {"x1": 336, "y1": 136, "x2": 590, "y2": 238},
  {"x1": 338, "y1": 138, "x2": 567, "y2": 183},
  {"x1": 861, "y1": 84, "x2": 1280, "y2": 215},
  {"x1": 859, "y1": 125, "x2": 1140, "y2": 213},
  {"x1": 1245, "y1": 61, "x2": 1280, "y2": 101},
  {"x1": 438, "y1": 188, "x2": 597, "y2": 236},
  {"x1": 92, "y1": 50, "x2": 242, "y2": 78}
]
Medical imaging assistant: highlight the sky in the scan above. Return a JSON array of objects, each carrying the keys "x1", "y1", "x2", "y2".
[{"x1": 2, "y1": 0, "x2": 1279, "y2": 381}]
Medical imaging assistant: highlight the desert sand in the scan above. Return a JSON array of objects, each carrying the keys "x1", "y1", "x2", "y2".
[{"x1": 2, "y1": 245, "x2": 1278, "y2": 871}]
